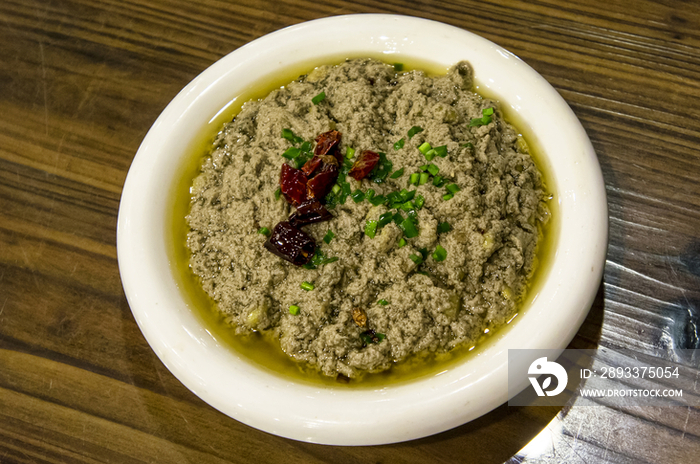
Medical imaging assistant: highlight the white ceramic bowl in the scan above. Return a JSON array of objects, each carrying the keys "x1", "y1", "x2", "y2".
[{"x1": 117, "y1": 14, "x2": 607, "y2": 445}]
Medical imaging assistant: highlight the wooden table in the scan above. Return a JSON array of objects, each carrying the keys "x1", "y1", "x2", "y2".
[{"x1": 1, "y1": 1, "x2": 699, "y2": 462}]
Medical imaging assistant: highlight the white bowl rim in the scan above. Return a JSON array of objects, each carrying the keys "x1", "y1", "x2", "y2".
[{"x1": 117, "y1": 13, "x2": 608, "y2": 446}]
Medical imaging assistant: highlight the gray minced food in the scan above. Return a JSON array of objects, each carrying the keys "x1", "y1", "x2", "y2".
[{"x1": 187, "y1": 58, "x2": 550, "y2": 379}]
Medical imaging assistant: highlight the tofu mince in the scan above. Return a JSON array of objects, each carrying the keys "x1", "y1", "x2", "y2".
[{"x1": 186, "y1": 58, "x2": 551, "y2": 380}]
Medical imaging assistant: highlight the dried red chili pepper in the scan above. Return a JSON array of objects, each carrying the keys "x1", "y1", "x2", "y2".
[
  {"x1": 279, "y1": 163, "x2": 308, "y2": 206},
  {"x1": 314, "y1": 130, "x2": 343, "y2": 164},
  {"x1": 348, "y1": 150, "x2": 380, "y2": 181},
  {"x1": 263, "y1": 221, "x2": 315, "y2": 266},
  {"x1": 302, "y1": 154, "x2": 338, "y2": 177},
  {"x1": 289, "y1": 200, "x2": 333, "y2": 228},
  {"x1": 307, "y1": 162, "x2": 339, "y2": 200}
]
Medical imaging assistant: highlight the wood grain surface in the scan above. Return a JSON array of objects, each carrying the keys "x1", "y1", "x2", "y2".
[{"x1": 1, "y1": 0, "x2": 699, "y2": 462}]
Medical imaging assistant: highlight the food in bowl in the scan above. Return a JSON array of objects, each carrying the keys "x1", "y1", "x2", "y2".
[{"x1": 185, "y1": 58, "x2": 551, "y2": 380}]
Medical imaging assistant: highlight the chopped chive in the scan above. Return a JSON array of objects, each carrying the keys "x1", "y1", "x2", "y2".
[
  {"x1": 419, "y1": 164, "x2": 429, "y2": 171},
  {"x1": 300, "y1": 141, "x2": 312, "y2": 153},
  {"x1": 342, "y1": 182, "x2": 352, "y2": 195},
  {"x1": 282, "y1": 147, "x2": 302, "y2": 159},
  {"x1": 386, "y1": 191, "x2": 402, "y2": 206},
  {"x1": 390, "y1": 168, "x2": 405, "y2": 179},
  {"x1": 392, "y1": 212, "x2": 404, "y2": 225},
  {"x1": 437, "y1": 222, "x2": 452, "y2": 233},
  {"x1": 432, "y1": 245, "x2": 447, "y2": 262},
  {"x1": 311, "y1": 92, "x2": 326, "y2": 105},
  {"x1": 446, "y1": 183, "x2": 460, "y2": 194},
  {"x1": 409, "y1": 173, "x2": 419, "y2": 185},
  {"x1": 427, "y1": 164, "x2": 439, "y2": 176},
  {"x1": 469, "y1": 107, "x2": 494, "y2": 127},
  {"x1": 332, "y1": 184, "x2": 341, "y2": 195},
  {"x1": 393, "y1": 63, "x2": 404, "y2": 72},
  {"x1": 351, "y1": 190, "x2": 365, "y2": 203},
  {"x1": 401, "y1": 189, "x2": 416, "y2": 202},
  {"x1": 414, "y1": 195, "x2": 425, "y2": 210},
  {"x1": 378, "y1": 212, "x2": 394, "y2": 228},
  {"x1": 323, "y1": 230, "x2": 335, "y2": 244},
  {"x1": 461, "y1": 142, "x2": 474, "y2": 149},
  {"x1": 274, "y1": 187, "x2": 281, "y2": 200},
  {"x1": 394, "y1": 138, "x2": 405, "y2": 150},
  {"x1": 378, "y1": 299, "x2": 389, "y2": 306},
  {"x1": 319, "y1": 257, "x2": 339, "y2": 265},
  {"x1": 346, "y1": 147, "x2": 355, "y2": 158},
  {"x1": 293, "y1": 154, "x2": 309, "y2": 169},
  {"x1": 407, "y1": 126, "x2": 424, "y2": 139},
  {"x1": 289, "y1": 305, "x2": 300, "y2": 315},
  {"x1": 282, "y1": 128, "x2": 300, "y2": 143},
  {"x1": 398, "y1": 237, "x2": 407, "y2": 248},
  {"x1": 365, "y1": 219, "x2": 379, "y2": 238},
  {"x1": 400, "y1": 218, "x2": 419, "y2": 238},
  {"x1": 434, "y1": 145, "x2": 448, "y2": 158},
  {"x1": 419, "y1": 172, "x2": 429, "y2": 185},
  {"x1": 418, "y1": 142, "x2": 432, "y2": 155},
  {"x1": 369, "y1": 195, "x2": 387, "y2": 206},
  {"x1": 443, "y1": 193, "x2": 454, "y2": 201},
  {"x1": 432, "y1": 175, "x2": 444, "y2": 187},
  {"x1": 409, "y1": 253, "x2": 423, "y2": 265},
  {"x1": 366, "y1": 188, "x2": 376, "y2": 199},
  {"x1": 399, "y1": 201, "x2": 413, "y2": 212},
  {"x1": 258, "y1": 227, "x2": 271, "y2": 236},
  {"x1": 301, "y1": 281, "x2": 315, "y2": 291}
]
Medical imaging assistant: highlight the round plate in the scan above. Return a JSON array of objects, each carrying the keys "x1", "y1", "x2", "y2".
[{"x1": 117, "y1": 14, "x2": 607, "y2": 445}]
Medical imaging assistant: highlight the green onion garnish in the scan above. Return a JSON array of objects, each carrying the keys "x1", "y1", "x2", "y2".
[
  {"x1": 378, "y1": 212, "x2": 394, "y2": 228},
  {"x1": 323, "y1": 230, "x2": 335, "y2": 244},
  {"x1": 446, "y1": 183, "x2": 460, "y2": 194},
  {"x1": 301, "y1": 281, "x2": 315, "y2": 291},
  {"x1": 432, "y1": 245, "x2": 447, "y2": 262},
  {"x1": 419, "y1": 164, "x2": 429, "y2": 171},
  {"x1": 437, "y1": 222, "x2": 452, "y2": 233},
  {"x1": 398, "y1": 237, "x2": 407, "y2": 248},
  {"x1": 418, "y1": 142, "x2": 432, "y2": 155},
  {"x1": 414, "y1": 195, "x2": 425, "y2": 210},
  {"x1": 312, "y1": 92, "x2": 326, "y2": 105},
  {"x1": 434, "y1": 145, "x2": 448, "y2": 158},
  {"x1": 282, "y1": 147, "x2": 302, "y2": 159},
  {"x1": 401, "y1": 189, "x2": 416, "y2": 202},
  {"x1": 393, "y1": 63, "x2": 404, "y2": 72},
  {"x1": 346, "y1": 147, "x2": 355, "y2": 158},
  {"x1": 289, "y1": 305, "x2": 300, "y2": 315},
  {"x1": 443, "y1": 193, "x2": 454, "y2": 201},
  {"x1": 274, "y1": 187, "x2": 281, "y2": 200},
  {"x1": 300, "y1": 141, "x2": 312, "y2": 153},
  {"x1": 394, "y1": 138, "x2": 405, "y2": 150},
  {"x1": 332, "y1": 184, "x2": 341, "y2": 195},
  {"x1": 432, "y1": 175, "x2": 444, "y2": 187},
  {"x1": 409, "y1": 253, "x2": 423, "y2": 265},
  {"x1": 393, "y1": 212, "x2": 404, "y2": 225},
  {"x1": 366, "y1": 189, "x2": 376, "y2": 199},
  {"x1": 469, "y1": 107, "x2": 494, "y2": 127},
  {"x1": 390, "y1": 168, "x2": 405, "y2": 179},
  {"x1": 427, "y1": 164, "x2": 439, "y2": 176},
  {"x1": 419, "y1": 172, "x2": 429, "y2": 185},
  {"x1": 369, "y1": 195, "x2": 387, "y2": 206},
  {"x1": 378, "y1": 299, "x2": 389, "y2": 305},
  {"x1": 258, "y1": 227, "x2": 271, "y2": 236},
  {"x1": 365, "y1": 219, "x2": 379, "y2": 238},
  {"x1": 351, "y1": 190, "x2": 365, "y2": 203},
  {"x1": 407, "y1": 126, "x2": 424, "y2": 139},
  {"x1": 461, "y1": 142, "x2": 474, "y2": 149},
  {"x1": 409, "y1": 173, "x2": 419, "y2": 185},
  {"x1": 400, "y1": 218, "x2": 419, "y2": 238}
]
